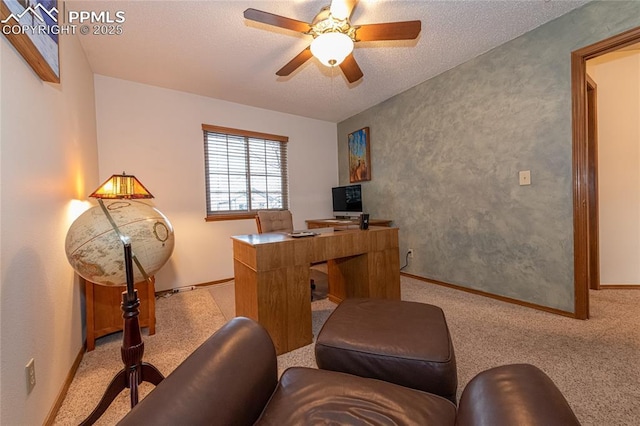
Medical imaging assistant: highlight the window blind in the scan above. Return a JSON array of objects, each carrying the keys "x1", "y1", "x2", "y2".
[{"x1": 203, "y1": 125, "x2": 289, "y2": 217}]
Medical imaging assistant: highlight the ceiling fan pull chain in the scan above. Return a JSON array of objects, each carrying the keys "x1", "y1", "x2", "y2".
[{"x1": 331, "y1": 65, "x2": 336, "y2": 106}]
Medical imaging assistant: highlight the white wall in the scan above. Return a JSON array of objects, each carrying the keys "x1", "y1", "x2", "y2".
[
  {"x1": 94, "y1": 75, "x2": 338, "y2": 291},
  {"x1": 587, "y1": 51, "x2": 640, "y2": 284},
  {"x1": 0, "y1": 35, "x2": 98, "y2": 424}
]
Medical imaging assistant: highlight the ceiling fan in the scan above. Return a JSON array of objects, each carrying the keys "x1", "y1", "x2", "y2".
[{"x1": 244, "y1": 0, "x2": 421, "y2": 83}]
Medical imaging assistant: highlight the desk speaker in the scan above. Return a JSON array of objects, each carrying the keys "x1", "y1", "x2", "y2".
[{"x1": 359, "y1": 214, "x2": 370, "y2": 230}]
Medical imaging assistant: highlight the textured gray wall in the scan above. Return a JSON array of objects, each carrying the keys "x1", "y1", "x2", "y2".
[{"x1": 337, "y1": 1, "x2": 640, "y2": 313}]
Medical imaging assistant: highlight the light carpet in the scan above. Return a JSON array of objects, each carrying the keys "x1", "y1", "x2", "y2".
[
  {"x1": 401, "y1": 279, "x2": 640, "y2": 426},
  {"x1": 53, "y1": 289, "x2": 228, "y2": 425},
  {"x1": 54, "y1": 277, "x2": 640, "y2": 425}
]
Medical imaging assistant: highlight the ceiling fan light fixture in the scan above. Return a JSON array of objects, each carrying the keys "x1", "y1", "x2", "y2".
[{"x1": 310, "y1": 32, "x2": 354, "y2": 67}]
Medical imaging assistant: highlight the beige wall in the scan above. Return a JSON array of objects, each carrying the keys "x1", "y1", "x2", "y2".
[
  {"x1": 587, "y1": 51, "x2": 640, "y2": 285},
  {"x1": 93, "y1": 75, "x2": 338, "y2": 291},
  {"x1": 0, "y1": 35, "x2": 98, "y2": 424}
]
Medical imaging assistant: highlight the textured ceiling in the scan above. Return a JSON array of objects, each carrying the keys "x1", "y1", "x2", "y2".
[{"x1": 73, "y1": 0, "x2": 590, "y2": 123}]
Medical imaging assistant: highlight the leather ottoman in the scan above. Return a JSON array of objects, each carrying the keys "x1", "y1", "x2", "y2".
[{"x1": 315, "y1": 298, "x2": 458, "y2": 403}]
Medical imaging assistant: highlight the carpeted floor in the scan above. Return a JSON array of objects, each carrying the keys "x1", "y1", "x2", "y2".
[
  {"x1": 54, "y1": 275, "x2": 640, "y2": 425},
  {"x1": 53, "y1": 289, "x2": 228, "y2": 425},
  {"x1": 402, "y1": 280, "x2": 640, "y2": 426}
]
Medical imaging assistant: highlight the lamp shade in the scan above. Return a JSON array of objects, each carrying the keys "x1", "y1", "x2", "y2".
[
  {"x1": 310, "y1": 32, "x2": 354, "y2": 67},
  {"x1": 90, "y1": 173, "x2": 153, "y2": 199}
]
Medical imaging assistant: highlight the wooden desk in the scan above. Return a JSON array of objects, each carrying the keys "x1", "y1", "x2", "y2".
[
  {"x1": 306, "y1": 218, "x2": 393, "y2": 229},
  {"x1": 232, "y1": 227, "x2": 400, "y2": 355},
  {"x1": 85, "y1": 277, "x2": 156, "y2": 351}
]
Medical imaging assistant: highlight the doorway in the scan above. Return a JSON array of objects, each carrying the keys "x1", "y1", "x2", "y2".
[{"x1": 572, "y1": 26, "x2": 640, "y2": 319}]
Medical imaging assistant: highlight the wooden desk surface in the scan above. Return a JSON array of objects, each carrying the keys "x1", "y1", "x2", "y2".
[
  {"x1": 232, "y1": 226, "x2": 375, "y2": 245},
  {"x1": 232, "y1": 226, "x2": 397, "y2": 266}
]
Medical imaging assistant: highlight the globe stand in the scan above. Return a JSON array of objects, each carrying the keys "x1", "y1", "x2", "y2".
[{"x1": 80, "y1": 242, "x2": 164, "y2": 426}]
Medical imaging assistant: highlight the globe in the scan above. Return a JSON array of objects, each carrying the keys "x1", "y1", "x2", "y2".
[{"x1": 65, "y1": 200, "x2": 175, "y2": 286}]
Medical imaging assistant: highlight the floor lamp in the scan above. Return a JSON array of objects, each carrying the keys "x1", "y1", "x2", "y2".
[{"x1": 80, "y1": 173, "x2": 165, "y2": 426}]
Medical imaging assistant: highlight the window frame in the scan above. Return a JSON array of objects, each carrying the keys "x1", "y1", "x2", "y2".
[{"x1": 202, "y1": 124, "x2": 289, "y2": 222}]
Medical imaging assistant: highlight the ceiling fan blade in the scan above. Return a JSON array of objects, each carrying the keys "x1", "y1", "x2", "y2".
[
  {"x1": 356, "y1": 21, "x2": 422, "y2": 41},
  {"x1": 339, "y1": 53, "x2": 363, "y2": 83},
  {"x1": 276, "y1": 47, "x2": 313, "y2": 76},
  {"x1": 244, "y1": 8, "x2": 311, "y2": 33},
  {"x1": 330, "y1": 0, "x2": 358, "y2": 20}
]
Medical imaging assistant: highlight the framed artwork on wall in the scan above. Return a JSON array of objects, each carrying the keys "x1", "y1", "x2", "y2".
[
  {"x1": 1, "y1": 0, "x2": 60, "y2": 83},
  {"x1": 348, "y1": 127, "x2": 371, "y2": 183}
]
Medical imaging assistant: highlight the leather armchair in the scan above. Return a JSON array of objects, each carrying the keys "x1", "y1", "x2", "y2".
[{"x1": 118, "y1": 317, "x2": 580, "y2": 426}]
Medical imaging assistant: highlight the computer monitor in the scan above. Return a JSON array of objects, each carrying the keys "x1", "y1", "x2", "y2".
[{"x1": 332, "y1": 184, "x2": 363, "y2": 219}]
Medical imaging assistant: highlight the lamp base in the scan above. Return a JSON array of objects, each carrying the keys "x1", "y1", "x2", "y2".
[
  {"x1": 80, "y1": 363, "x2": 163, "y2": 426},
  {"x1": 80, "y1": 288, "x2": 164, "y2": 425}
]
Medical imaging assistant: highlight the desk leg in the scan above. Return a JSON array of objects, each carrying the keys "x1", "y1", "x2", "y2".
[
  {"x1": 286, "y1": 266, "x2": 312, "y2": 351},
  {"x1": 234, "y1": 260, "x2": 312, "y2": 355},
  {"x1": 368, "y1": 248, "x2": 401, "y2": 300}
]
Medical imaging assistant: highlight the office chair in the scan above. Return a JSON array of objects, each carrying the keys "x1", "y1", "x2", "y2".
[
  {"x1": 255, "y1": 210, "x2": 294, "y2": 234},
  {"x1": 255, "y1": 210, "x2": 316, "y2": 299}
]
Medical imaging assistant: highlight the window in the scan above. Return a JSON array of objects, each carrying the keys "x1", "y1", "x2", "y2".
[{"x1": 203, "y1": 124, "x2": 289, "y2": 220}]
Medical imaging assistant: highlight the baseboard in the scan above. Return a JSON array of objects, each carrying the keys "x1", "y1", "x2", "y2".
[
  {"x1": 599, "y1": 284, "x2": 640, "y2": 289},
  {"x1": 401, "y1": 272, "x2": 578, "y2": 319},
  {"x1": 155, "y1": 277, "x2": 234, "y2": 297},
  {"x1": 161, "y1": 274, "x2": 585, "y2": 319},
  {"x1": 194, "y1": 277, "x2": 234, "y2": 287},
  {"x1": 44, "y1": 342, "x2": 86, "y2": 426}
]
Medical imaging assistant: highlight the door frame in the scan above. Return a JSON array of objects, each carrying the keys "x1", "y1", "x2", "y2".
[
  {"x1": 571, "y1": 26, "x2": 640, "y2": 319},
  {"x1": 585, "y1": 74, "x2": 599, "y2": 291}
]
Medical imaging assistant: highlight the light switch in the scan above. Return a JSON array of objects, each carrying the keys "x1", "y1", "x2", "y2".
[{"x1": 519, "y1": 170, "x2": 531, "y2": 186}]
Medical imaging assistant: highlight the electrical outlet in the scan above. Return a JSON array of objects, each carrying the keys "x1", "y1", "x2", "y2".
[
  {"x1": 408, "y1": 249, "x2": 414, "y2": 258},
  {"x1": 26, "y1": 358, "x2": 36, "y2": 394}
]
